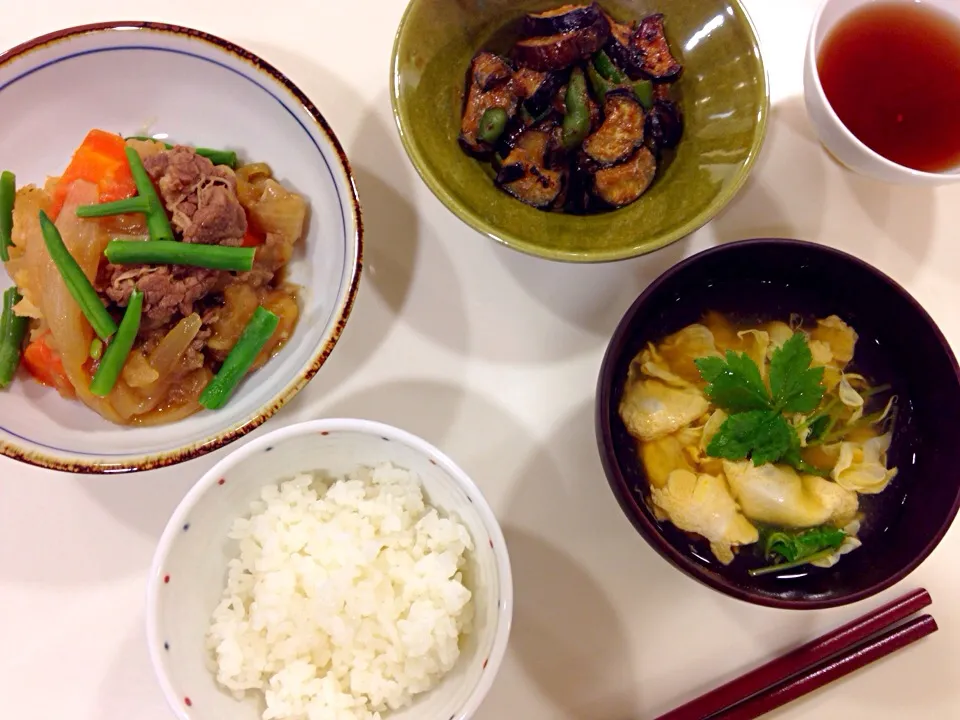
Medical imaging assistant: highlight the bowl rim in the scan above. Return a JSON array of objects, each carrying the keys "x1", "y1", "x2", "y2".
[
  {"x1": 389, "y1": 0, "x2": 771, "y2": 263},
  {"x1": 0, "y1": 21, "x2": 364, "y2": 474},
  {"x1": 146, "y1": 417, "x2": 515, "y2": 720},
  {"x1": 596, "y1": 237, "x2": 960, "y2": 609}
]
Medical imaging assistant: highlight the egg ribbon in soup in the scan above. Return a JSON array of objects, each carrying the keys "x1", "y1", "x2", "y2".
[{"x1": 619, "y1": 313, "x2": 898, "y2": 575}]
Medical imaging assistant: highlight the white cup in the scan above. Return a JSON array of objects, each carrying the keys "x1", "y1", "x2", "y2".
[{"x1": 803, "y1": 0, "x2": 960, "y2": 185}]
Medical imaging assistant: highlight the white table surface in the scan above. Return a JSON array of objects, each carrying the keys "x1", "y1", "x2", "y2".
[{"x1": 2, "y1": 1, "x2": 959, "y2": 718}]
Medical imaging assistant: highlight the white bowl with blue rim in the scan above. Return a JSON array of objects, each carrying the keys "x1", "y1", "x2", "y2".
[
  {"x1": 0, "y1": 22, "x2": 362, "y2": 473},
  {"x1": 146, "y1": 417, "x2": 514, "y2": 720}
]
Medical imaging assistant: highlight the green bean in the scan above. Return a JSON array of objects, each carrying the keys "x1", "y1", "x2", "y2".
[
  {"x1": 586, "y1": 61, "x2": 614, "y2": 100},
  {"x1": 89, "y1": 338, "x2": 104, "y2": 362},
  {"x1": 125, "y1": 147, "x2": 175, "y2": 242},
  {"x1": 126, "y1": 137, "x2": 237, "y2": 168},
  {"x1": 594, "y1": 50, "x2": 627, "y2": 83},
  {"x1": 632, "y1": 79, "x2": 654, "y2": 110},
  {"x1": 195, "y1": 148, "x2": 237, "y2": 167},
  {"x1": 104, "y1": 240, "x2": 255, "y2": 271},
  {"x1": 39, "y1": 211, "x2": 118, "y2": 340},
  {"x1": 562, "y1": 67, "x2": 592, "y2": 150},
  {"x1": 478, "y1": 108, "x2": 508, "y2": 144},
  {"x1": 199, "y1": 306, "x2": 279, "y2": 410},
  {"x1": 73, "y1": 149, "x2": 175, "y2": 242},
  {"x1": 90, "y1": 290, "x2": 143, "y2": 397},
  {"x1": 75, "y1": 196, "x2": 150, "y2": 218},
  {"x1": 588, "y1": 55, "x2": 654, "y2": 109},
  {"x1": 0, "y1": 286, "x2": 28, "y2": 388},
  {"x1": 0, "y1": 171, "x2": 15, "y2": 262}
]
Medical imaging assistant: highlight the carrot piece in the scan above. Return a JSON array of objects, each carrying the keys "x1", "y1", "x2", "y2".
[
  {"x1": 22, "y1": 337, "x2": 74, "y2": 396},
  {"x1": 240, "y1": 226, "x2": 265, "y2": 247},
  {"x1": 240, "y1": 208, "x2": 264, "y2": 247},
  {"x1": 49, "y1": 130, "x2": 138, "y2": 220}
]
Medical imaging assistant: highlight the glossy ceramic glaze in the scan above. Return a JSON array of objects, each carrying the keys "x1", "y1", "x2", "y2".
[
  {"x1": 804, "y1": 0, "x2": 960, "y2": 185},
  {"x1": 0, "y1": 23, "x2": 362, "y2": 473},
  {"x1": 596, "y1": 239, "x2": 960, "y2": 609},
  {"x1": 147, "y1": 418, "x2": 513, "y2": 720},
  {"x1": 391, "y1": 0, "x2": 769, "y2": 262}
]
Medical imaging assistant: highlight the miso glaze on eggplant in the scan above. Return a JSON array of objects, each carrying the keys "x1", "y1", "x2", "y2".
[
  {"x1": 513, "y1": 4, "x2": 611, "y2": 71},
  {"x1": 495, "y1": 125, "x2": 567, "y2": 208},
  {"x1": 633, "y1": 14, "x2": 683, "y2": 81},
  {"x1": 457, "y1": 2, "x2": 685, "y2": 214},
  {"x1": 581, "y1": 90, "x2": 646, "y2": 168}
]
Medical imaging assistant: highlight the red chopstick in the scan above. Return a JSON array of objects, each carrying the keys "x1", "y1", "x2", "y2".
[
  {"x1": 655, "y1": 588, "x2": 933, "y2": 720},
  {"x1": 711, "y1": 614, "x2": 938, "y2": 719}
]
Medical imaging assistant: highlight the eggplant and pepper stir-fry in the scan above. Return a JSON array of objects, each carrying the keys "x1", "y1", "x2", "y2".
[
  {"x1": 458, "y1": 3, "x2": 684, "y2": 213},
  {"x1": 0, "y1": 129, "x2": 306, "y2": 425}
]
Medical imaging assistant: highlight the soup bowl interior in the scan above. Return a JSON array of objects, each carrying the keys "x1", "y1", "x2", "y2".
[
  {"x1": 147, "y1": 419, "x2": 513, "y2": 720},
  {"x1": 392, "y1": 0, "x2": 769, "y2": 262},
  {"x1": 0, "y1": 23, "x2": 361, "y2": 472},
  {"x1": 596, "y1": 239, "x2": 960, "y2": 608}
]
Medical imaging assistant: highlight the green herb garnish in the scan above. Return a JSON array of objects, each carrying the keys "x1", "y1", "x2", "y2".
[
  {"x1": 768, "y1": 333, "x2": 826, "y2": 412},
  {"x1": 705, "y1": 409, "x2": 794, "y2": 466},
  {"x1": 695, "y1": 350, "x2": 772, "y2": 413},
  {"x1": 695, "y1": 333, "x2": 828, "y2": 474},
  {"x1": 766, "y1": 526, "x2": 846, "y2": 562},
  {"x1": 749, "y1": 525, "x2": 847, "y2": 576}
]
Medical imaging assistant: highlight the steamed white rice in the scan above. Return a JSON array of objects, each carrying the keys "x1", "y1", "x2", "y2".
[{"x1": 206, "y1": 462, "x2": 475, "y2": 720}]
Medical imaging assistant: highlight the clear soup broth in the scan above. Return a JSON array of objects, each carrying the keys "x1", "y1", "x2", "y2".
[{"x1": 817, "y1": 2, "x2": 960, "y2": 172}]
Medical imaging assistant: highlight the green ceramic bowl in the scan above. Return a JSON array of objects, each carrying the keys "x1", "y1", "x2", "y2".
[{"x1": 391, "y1": 0, "x2": 769, "y2": 262}]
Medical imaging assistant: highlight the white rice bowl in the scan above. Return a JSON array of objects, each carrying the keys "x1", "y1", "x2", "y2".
[
  {"x1": 207, "y1": 463, "x2": 475, "y2": 720},
  {"x1": 147, "y1": 418, "x2": 512, "y2": 720}
]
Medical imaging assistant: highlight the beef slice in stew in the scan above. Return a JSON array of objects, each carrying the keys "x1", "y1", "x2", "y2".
[
  {"x1": 143, "y1": 146, "x2": 247, "y2": 245},
  {"x1": 99, "y1": 264, "x2": 225, "y2": 325}
]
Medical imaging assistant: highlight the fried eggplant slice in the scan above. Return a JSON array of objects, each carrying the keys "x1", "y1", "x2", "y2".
[
  {"x1": 523, "y1": 3, "x2": 606, "y2": 37},
  {"x1": 459, "y1": 53, "x2": 519, "y2": 158},
  {"x1": 602, "y1": 11, "x2": 646, "y2": 79},
  {"x1": 513, "y1": 67, "x2": 549, "y2": 99},
  {"x1": 495, "y1": 115, "x2": 529, "y2": 157},
  {"x1": 593, "y1": 146, "x2": 657, "y2": 207},
  {"x1": 645, "y1": 99, "x2": 684, "y2": 151},
  {"x1": 581, "y1": 89, "x2": 646, "y2": 167},
  {"x1": 472, "y1": 51, "x2": 513, "y2": 91},
  {"x1": 495, "y1": 127, "x2": 566, "y2": 208},
  {"x1": 513, "y1": 68, "x2": 567, "y2": 118},
  {"x1": 632, "y1": 14, "x2": 683, "y2": 82},
  {"x1": 653, "y1": 82, "x2": 672, "y2": 102},
  {"x1": 541, "y1": 122, "x2": 569, "y2": 169},
  {"x1": 512, "y1": 13, "x2": 611, "y2": 71}
]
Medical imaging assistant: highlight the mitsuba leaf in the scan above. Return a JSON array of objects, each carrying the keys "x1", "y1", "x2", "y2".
[
  {"x1": 706, "y1": 410, "x2": 793, "y2": 465},
  {"x1": 695, "y1": 350, "x2": 771, "y2": 413},
  {"x1": 763, "y1": 526, "x2": 846, "y2": 564},
  {"x1": 769, "y1": 333, "x2": 826, "y2": 413},
  {"x1": 699, "y1": 332, "x2": 832, "y2": 469}
]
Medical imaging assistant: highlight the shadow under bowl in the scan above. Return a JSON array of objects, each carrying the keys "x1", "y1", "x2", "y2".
[
  {"x1": 596, "y1": 238, "x2": 960, "y2": 609},
  {"x1": 391, "y1": 0, "x2": 769, "y2": 262}
]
